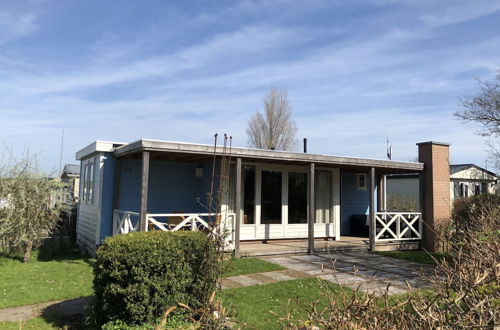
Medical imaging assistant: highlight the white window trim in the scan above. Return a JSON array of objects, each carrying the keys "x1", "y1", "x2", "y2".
[{"x1": 356, "y1": 173, "x2": 367, "y2": 191}]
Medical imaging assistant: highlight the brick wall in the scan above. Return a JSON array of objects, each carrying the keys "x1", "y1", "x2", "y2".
[{"x1": 417, "y1": 141, "x2": 451, "y2": 251}]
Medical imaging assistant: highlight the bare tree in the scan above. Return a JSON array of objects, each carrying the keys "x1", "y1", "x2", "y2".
[
  {"x1": 246, "y1": 89, "x2": 298, "y2": 151},
  {"x1": 455, "y1": 74, "x2": 500, "y2": 170}
]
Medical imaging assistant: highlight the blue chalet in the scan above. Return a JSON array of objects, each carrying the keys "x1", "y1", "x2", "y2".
[{"x1": 75, "y1": 139, "x2": 446, "y2": 256}]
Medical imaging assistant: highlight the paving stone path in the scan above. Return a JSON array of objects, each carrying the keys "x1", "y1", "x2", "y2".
[
  {"x1": 2, "y1": 253, "x2": 435, "y2": 322},
  {"x1": 223, "y1": 252, "x2": 435, "y2": 295}
]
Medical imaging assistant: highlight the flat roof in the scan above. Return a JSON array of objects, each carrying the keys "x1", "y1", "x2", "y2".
[{"x1": 113, "y1": 139, "x2": 424, "y2": 171}]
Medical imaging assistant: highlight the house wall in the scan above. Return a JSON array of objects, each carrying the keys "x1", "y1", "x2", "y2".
[
  {"x1": 117, "y1": 159, "x2": 216, "y2": 214},
  {"x1": 76, "y1": 153, "x2": 102, "y2": 254},
  {"x1": 340, "y1": 172, "x2": 371, "y2": 236}
]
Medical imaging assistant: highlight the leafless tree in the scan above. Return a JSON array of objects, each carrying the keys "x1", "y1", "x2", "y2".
[
  {"x1": 455, "y1": 74, "x2": 500, "y2": 170},
  {"x1": 246, "y1": 89, "x2": 298, "y2": 151}
]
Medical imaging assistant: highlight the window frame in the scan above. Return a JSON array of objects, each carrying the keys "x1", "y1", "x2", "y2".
[{"x1": 356, "y1": 173, "x2": 367, "y2": 191}]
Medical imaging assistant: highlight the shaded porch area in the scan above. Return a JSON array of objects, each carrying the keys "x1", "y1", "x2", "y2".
[{"x1": 240, "y1": 236, "x2": 420, "y2": 257}]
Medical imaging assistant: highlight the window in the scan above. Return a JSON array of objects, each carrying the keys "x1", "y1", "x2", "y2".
[
  {"x1": 80, "y1": 158, "x2": 97, "y2": 205},
  {"x1": 87, "y1": 159, "x2": 95, "y2": 203},
  {"x1": 315, "y1": 170, "x2": 333, "y2": 223},
  {"x1": 243, "y1": 166, "x2": 255, "y2": 224},
  {"x1": 474, "y1": 183, "x2": 480, "y2": 195},
  {"x1": 481, "y1": 182, "x2": 487, "y2": 194},
  {"x1": 459, "y1": 182, "x2": 468, "y2": 197},
  {"x1": 288, "y1": 172, "x2": 307, "y2": 224},
  {"x1": 356, "y1": 173, "x2": 367, "y2": 190},
  {"x1": 261, "y1": 170, "x2": 282, "y2": 224},
  {"x1": 81, "y1": 163, "x2": 88, "y2": 201}
]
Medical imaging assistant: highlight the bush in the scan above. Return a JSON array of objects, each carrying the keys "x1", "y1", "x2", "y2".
[
  {"x1": 93, "y1": 231, "x2": 218, "y2": 326},
  {"x1": 452, "y1": 194, "x2": 500, "y2": 236},
  {"x1": 282, "y1": 193, "x2": 500, "y2": 328}
]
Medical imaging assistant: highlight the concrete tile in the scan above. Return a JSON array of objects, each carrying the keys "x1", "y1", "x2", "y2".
[
  {"x1": 229, "y1": 275, "x2": 263, "y2": 287},
  {"x1": 221, "y1": 278, "x2": 244, "y2": 289},
  {"x1": 264, "y1": 271, "x2": 296, "y2": 281},
  {"x1": 246, "y1": 273, "x2": 278, "y2": 284}
]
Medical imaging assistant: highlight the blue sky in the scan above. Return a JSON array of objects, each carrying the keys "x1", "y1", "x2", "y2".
[{"x1": 1, "y1": 0, "x2": 499, "y2": 172}]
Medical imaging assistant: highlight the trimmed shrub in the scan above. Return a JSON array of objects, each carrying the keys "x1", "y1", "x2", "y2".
[{"x1": 93, "y1": 231, "x2": 218, "y2": 326}]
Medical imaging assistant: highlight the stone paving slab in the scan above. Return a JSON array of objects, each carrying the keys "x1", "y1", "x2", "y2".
[
  {"x1": 261, "y1": 252, "x2": 434, "y2": 295},
  {"x1": 0, "y1": 297, "x2": 91, "y2": 322}
]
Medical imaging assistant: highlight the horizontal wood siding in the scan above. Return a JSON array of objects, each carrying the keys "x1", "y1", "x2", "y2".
[
  {"x1": 118, "y1": 159, "x2": 215, "y2": 214},
  {"x1": 341, "y1": 172, "x2": 374, "y2": 235},
  {"x1": 76, "y1": 155, "x2": 100, "y2": 252}
]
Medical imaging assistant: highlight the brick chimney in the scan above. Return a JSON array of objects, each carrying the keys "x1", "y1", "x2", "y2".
[{"x1": 417, "y1": 141, "x2": 451, "y2": 252}]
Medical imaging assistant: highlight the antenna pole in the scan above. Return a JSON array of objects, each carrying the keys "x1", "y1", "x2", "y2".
[{"x1": 59, "y1": 129, "x2": 64, "y2": 176}]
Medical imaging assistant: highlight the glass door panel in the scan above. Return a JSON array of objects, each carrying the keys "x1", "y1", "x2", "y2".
[
  {"x1": 261, "y1": 170, "x2": 282, "y2": 224},
  {"x1": 315, "y1": 170, "x2": 333, "y2": 223},
  {"x1": 243, "y1": 166, "x2": 255, "y2": 224},
  {"x1": 288, "y1": 172, "x2": 307, "y2": 224}
]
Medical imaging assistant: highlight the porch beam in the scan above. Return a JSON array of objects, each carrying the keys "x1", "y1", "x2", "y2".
[
  {"x1": 369, "y1": 167, "x2": 376, "y2": 251},
  {"x1": 139, "y1": 151, "x2": 150, "y2": 232},
  {"x1": 308, "y1": 163, "x2": 315, "y2": 255},
  {"x1": 234, "y1": 157, "x2": 242, "y2": 258}
]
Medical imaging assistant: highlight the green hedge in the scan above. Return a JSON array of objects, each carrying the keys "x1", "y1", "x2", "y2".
[{"x1": 93, "y1": 231, "x2": 218, "y2": 326}]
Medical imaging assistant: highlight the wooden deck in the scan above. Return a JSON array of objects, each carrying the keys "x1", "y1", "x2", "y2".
[{"x1": 239, "y1": 236, "x2": 420, "y2": 257}]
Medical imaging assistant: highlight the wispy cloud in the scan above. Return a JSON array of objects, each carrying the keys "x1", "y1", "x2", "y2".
[
  {"x1": 0, "y1": 1, "x2": 42, "y2": 44},
  {"x1": 0, "y1": 0, "x2": 498, "y2": 170},
  {"x1": 421, "y1": 0, "x2": 500, "y2": 27}
]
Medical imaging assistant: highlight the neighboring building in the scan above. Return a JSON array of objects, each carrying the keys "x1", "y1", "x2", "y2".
[
  {"x1": 449, "y1": 164, "x2": 497, "y2": 199},
  {"x1": 386, "y1": 163, "x2": 498, "y2": 209},
  {"x1": 74, "y1": 139, "x2": 451, "y2": 255},
  {"x1": 61, "y1": 164, "x2": 81, "y2": 202}
]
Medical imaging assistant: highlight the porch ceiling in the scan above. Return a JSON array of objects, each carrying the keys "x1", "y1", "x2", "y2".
[{"x1": 113, "y1": 139, "x2": 424, "y2": 173}]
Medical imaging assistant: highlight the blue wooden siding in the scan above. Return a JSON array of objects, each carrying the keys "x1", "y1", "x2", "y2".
[
  {"x1": 99, "y1": 154, "x2": 116, "y2": 241},
  {"x1": 117, "y1": 160, "x2": 216, "y2": 214},
  {"x1": 340, "y1": 172, "x2": 377, "y2": 235}
]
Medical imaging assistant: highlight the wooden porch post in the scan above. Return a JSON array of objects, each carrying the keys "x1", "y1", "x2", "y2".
[
  {"x1": 112, "y1": 158, "x2": 121, "y2": 210},
  {"x1": 369, "y1": 167, "x2": 376, "y2": 251},
  {"x1": 234, "y1": 158, "x2": 242, "y2": 258},
  {"x1": 378, "y1": 174, "x2": 386, "y2": 211},
  {"x1": 308, "y1": 163, "x2": 315, "y2": 255},
  {"x1": 139, "y1": 151, "x2": 150, "y2": 232}
]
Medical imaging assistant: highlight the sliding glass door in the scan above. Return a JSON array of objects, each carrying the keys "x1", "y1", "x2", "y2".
[
  {"x1": 261, "y1": 170, "x2": 282, "y2": 224},
  {"x1": 288, "y1": 172, "x2": 307, "y2": 224}
]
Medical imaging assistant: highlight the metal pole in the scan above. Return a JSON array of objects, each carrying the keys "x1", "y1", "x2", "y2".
[
  {"x1": 308, "y1": 163, "x2": 315, "y2": 255},
  {"x1": 235, "y1": 158, "x2": 242, "y2": 258}
]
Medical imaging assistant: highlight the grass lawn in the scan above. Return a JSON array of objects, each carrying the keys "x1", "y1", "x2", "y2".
[
  {"x1": 375, "y1": 250, "x2": 448, "y2": 264},
  {"x1": 0, "y1": 240, "x2": 94, "y2": 309},
  {"x1": 0, "y1": 315, "x2": 83, "y2": 330},
  {"x1": 221, "y1": 278, "x2": 348, "y2": 329},
  {"x1": 223, "y1": 257, "x2": 286, "y2": 277}
]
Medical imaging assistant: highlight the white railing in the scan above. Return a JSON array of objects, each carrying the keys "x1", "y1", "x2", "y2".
[
  {"x1": 112, "y1": 210, "x2": 235, "y2": 235},
  {"x1": 113, "y1": 210, "x2": 140, "y2": 234},
  {"x1": 375, "y1": 212, "x2": 422, "y2": 242}
]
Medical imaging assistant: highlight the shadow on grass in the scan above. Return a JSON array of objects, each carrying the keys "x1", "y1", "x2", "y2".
[
  {"x1": 37, "y1": 238, "x2": 90, "y2": 262},
  {"x1": 41, "y1": 296, "x2": 94, "y2": 330},
  {"x1": 0, "y1": 238, "x2": 92, "y2": 264}
]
